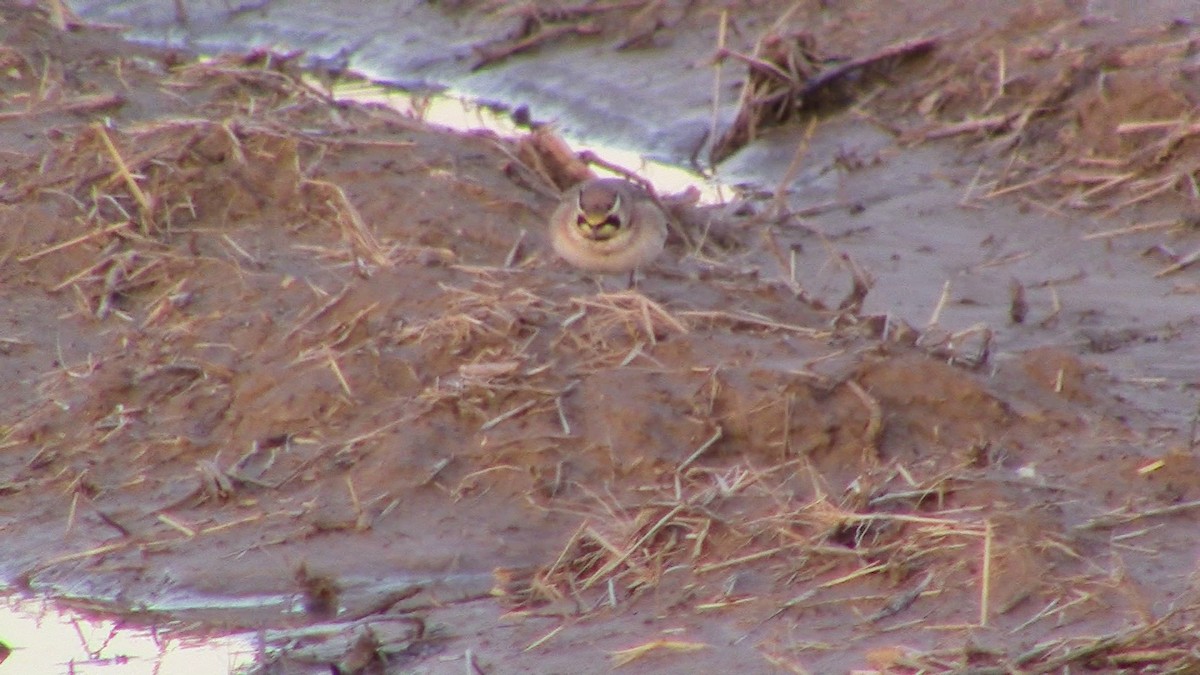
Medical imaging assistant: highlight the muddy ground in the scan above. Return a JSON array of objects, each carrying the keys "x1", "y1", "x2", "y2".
[{"x1": 2, "y1": 1, "x2": 1200, "y2": 673}]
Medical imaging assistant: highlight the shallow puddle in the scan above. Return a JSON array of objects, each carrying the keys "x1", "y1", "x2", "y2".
[
  {"x1": 0, "y1": 592, "x2": 258, "y2": 674},
  {"x1": 329, "y1": 77, "x2": 726, "y2": 203}
]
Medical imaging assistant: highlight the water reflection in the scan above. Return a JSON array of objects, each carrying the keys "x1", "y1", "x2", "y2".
[
  {"x1": 328, "y1": 78, "x2": 726, "y2": 204},
  {"x1": 0, "y1": 592, "x2": 256, "y2": 674}
]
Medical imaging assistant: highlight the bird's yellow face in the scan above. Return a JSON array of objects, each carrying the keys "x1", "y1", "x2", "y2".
[{"x1": 575, "y1": 192, "x2": 624, "y2": 241}]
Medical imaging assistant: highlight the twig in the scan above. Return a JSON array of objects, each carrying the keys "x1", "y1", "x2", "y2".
[
  {"x1": 480, "y1": 399, "x2": 538, "y2": 432},
  {"x1": 304, "y1": 179, "x2": 390, "y2": 266},
  {"x1": 1154, "y1": 244, "x2": 1200, "y2": 277},
  {"x1": 696, "y1": 546, "x2": 784, "y2": 574},
  {"x1": 1075, "y1": 497, "x2": 1200, "y2": 530},
  {"x1": 1081, "y1": 219, "x2": 1181, "y2": 240},
  {"x1": 326, "y1": 348, "x2": 353, "y2": 397},
  {"x1": 17, "y1": 221, "x2": 130, "y2": 263},
  {"x1": 980, "y1": 519, "x2": 992, "y2": 626},
  {"x1": 610, "y1": 640, "x2": 708, "y2": 667},
  {"x1": 93, "y1": 123, "x2": 155, "y2": 232},
  {"x1": 921, "y1": 114, "x2": 1015, "y2": 141},
  {"x1": 845, "y1": 380, "x2": 882, "y2": 460},
  {"x1": 504, "y1": 229, "x2": 527, "y2": 268},
  {"x1": 799, "y1": 36, "x2": 939, "y2": 102},
  {"x1": 703, "y1": 9, "x2": 730, "y2": 163},
  {"x1": 927, "y1": 280, "x2": 951, "y2": 326},
  {"x1": 676, "y1": 310, "x2": 826, "y2": 337},
  {"x1": 867, "y1": 571, "x2": 933, "y2": 623},
  {"x1": 283, "y1": 284, "x2": 353, "y2": 341},
  {"x1": 473, "y1": 22, "x2": 600, "y2": 71},
  {"x1": 770, "y1": 118, "x2": 817, "y2": 220},
  {"x1": 677, "y1": 427, "x2": 724, "y2": 474}
]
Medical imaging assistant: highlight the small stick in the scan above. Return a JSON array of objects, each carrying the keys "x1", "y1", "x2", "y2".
[
  {"x1": 48, "y1": 0, "x2": 68, "y2": 30},
  {"x1": 867, "y1": 571, "x2": 933, "y2": 623},
  {"x1": 818, "y1": 562, "x2": 888, "y2": 588},
  {"x1": 0, "y1": 93, "x2": 126, "y2": 121},
  {"x1": 840, "y1": 512, "x2": 984, "y2": 528},
  {"x1": 696, "y1": 546, "x2": 784, "y2": 574},
  {"x1": 959, "y1": 163, "x2": 987, "y2": 205},
  {"x1": 480, "y1": 400, "x2": 537, "y2": 432},
  {"x1": 677, "y1": 310, "x2": 826, "y2": 337},
  {"x1": 1189, "y1": 401, "x2": 1199, "y2": 449},
  {"x1": 221, "y1": 233, "x2": 258, "y2": 265},
  {"x1": 208, "y1": 123, "x2": 246, "y2": 166},
  {"x1": 1081, "y1": 219, "x2": 1181, "y2": 240},
  {"x1": 93, "y1": 123, "x2": 155, "y2": 232},
  {"x1": 703, "y1": 10, "x2": 729, "y2": 162},
  {"x1": 40, "y1": 541, "x2": 132, "y2": 567},
  {"x1": 304, "y1": 179, "x2": 390, "y2": 266},
  {"x1": 1036, "y1": 286, "x2": 1062, "y2": 329},
  {"x1": 715, "y1": 47, "x2": 795, "y2": 84},
  {"x1": 157, "y1": 513, "x2": 197, "y2": 538},
  {"x1": 639, "y1": 297, "x2": 657, "y2": 345},
  {"x1": 677, "y1": 427, "x2": 724, "y2": 474},
  {"x1": 983, "y1": 168, "x2": 1060, "y2": 199},
  {"x1": 927, "y1": 280, "x2": 951, "y2": 327},
  {"x1": 781, "y1": 393, "x2": 793, "y2": 459},
  {"x1": 975, "y1": 251, "x2": 1031, "y2": 270},
  {"x1": 503, "y1": 229, "x2": 526, "y2": 268},
  {"x1": 472, "y1": 22, "x2": 601, "y2": 71},
  {"x1": 65, "y1": 491, "x2": 78, "y2": 534},
  {"x1": 609, "y1": 640, "x2": 708, "y2": 667},
  {"x1": 836, "y1": 253, "x2": 873, "y2": 312},
  {"x1": 326, "y1": 349, "x2": 353, "y2": 397},
  {"x1": 1116, "y1": 119, "x2": 1200, "y2": 134},
  {"x1": 283, "y1": 284, "x2": 353, "y2": 341},
  {"x1": 345, "y1": 475, "x2": 366, "y2": 529},
  {"x1": 18, "y1": 221, "x2": 130, "y2": 263},
  {"x1": 980, "y1": 519, "x2": 992, "y2": 627},
  {"x1": 845, "y1": 380, "x2": 882, "y2": 459},
  {"x1": 619, "y1": 342, "x2": 645, "y2": 367},
  {"x1": 1101, "y1": 174, "x2": 1179, "y2": 217},
  {"x1": 985, "y1": 48, "x2": 1006, "y2": 112},
  {"x1": 770, "y1": 118, "x2": 818, "y2": 220},
  {"x1": 1075, "y1": 497, "x2": 1200, "y2": 530},
  {"x1": 524, "y1": 625, "x2": 565, "y2": 652},
  {"x1": 923, "y1": 114, "x2": 1014, "y2": 141},
  {"x1": 1155, "y1": 244, "x2": 1200, "y2": 277},
  {"x1": 1077, "y1": 171, "x2": 1136, "y2": 200},
  {"x1": 554, "y1": 395, "x2": 572, "y2": 435},
  {"x1": 799, "y1": 36, "x2": 939, "y2": 101}
]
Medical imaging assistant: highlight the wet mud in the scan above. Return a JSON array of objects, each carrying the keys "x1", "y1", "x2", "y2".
[{"x1": 2, "y1": 1, "x2": 1200, "y2": 673}]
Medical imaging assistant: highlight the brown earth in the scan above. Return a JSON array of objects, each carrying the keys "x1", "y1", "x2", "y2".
[{"x1": 2, "y1": 2, "x2": 1200, "y2": 674}]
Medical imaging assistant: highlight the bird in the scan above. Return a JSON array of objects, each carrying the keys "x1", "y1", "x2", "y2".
[{"x1": 548, "y1": 178, "x2": 667, "y2": 283}]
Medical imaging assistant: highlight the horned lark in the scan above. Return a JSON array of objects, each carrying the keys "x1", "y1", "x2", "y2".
[{"x1": 549, "y1": 178, "x2": 667, "y2": 277}]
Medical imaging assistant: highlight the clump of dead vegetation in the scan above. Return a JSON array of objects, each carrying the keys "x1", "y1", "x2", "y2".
[
  {"x1": 709, "y1": 18, "x2": 936, "y2": 162},
  {"x1": 1, "y1": 51, "x2": 392, "y2": 279},
  {"x1": 496, "y1": 433, "x2": 1200, "y2": 672},
  {"x1": 890, "y1": 12, "x2": 1200, "y2": 222},
  {"x1": 706, "y1": 4, "x2": 1200, "y2": 277},
  {"x1": 447, "y1": 0, "x2": 692, "y2": 70}
]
